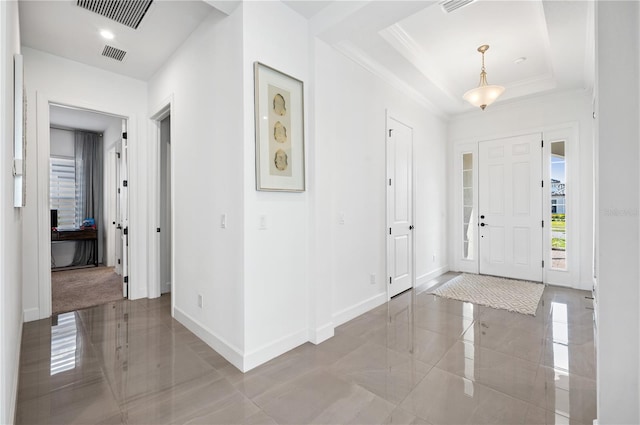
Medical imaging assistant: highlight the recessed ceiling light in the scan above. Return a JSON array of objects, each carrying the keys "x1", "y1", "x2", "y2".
[
  {"x1": 100, "y1": 30, "x2": 115, "y2": 40},
  {"x1": 514, "y1": 57, "x2": 527, "y2": 65}
]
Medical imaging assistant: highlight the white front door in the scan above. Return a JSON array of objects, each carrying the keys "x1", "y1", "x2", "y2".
[
  {"x1": 478, "y1": 133, "x2": 543, "y2": 282},
  {"x1": 387, "y1": 116, "x2": 414, "y2": 297}
]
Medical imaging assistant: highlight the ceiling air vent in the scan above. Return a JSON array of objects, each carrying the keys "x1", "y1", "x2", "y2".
[
  {"x1": 102, "y1": 45, "x2": 127, "y2": 62},
  {"x1": 439, "y1": 0, "x2": 477, "y2": 13},
  {"x1": 76, "y1": 0, "x2": 153, "y2": 29}
]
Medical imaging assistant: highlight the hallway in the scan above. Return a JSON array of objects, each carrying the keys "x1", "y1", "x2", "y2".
[{"x1": 15, "y1": 274, "x2": 596, "y2": 424}]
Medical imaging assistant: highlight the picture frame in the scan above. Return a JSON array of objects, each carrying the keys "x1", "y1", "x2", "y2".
[
  {"x1": 14, "y1": 54, "x2": 26, "y2": 207},
  {"x1": 253, "y1": 62, "x2": 305, "y2": 192}
]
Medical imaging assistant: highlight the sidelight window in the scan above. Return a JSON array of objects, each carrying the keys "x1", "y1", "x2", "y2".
[
  {"x1": 462, "y1": 153, "x2": 474, "y2": 260},
  {"x1": 550, "y1": 141, "x2": 566, "y2": 270}
]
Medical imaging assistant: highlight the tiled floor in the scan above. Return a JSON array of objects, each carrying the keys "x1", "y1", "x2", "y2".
[{"x1": 15, "y1": 273, "x2": 596, "y2": 424}]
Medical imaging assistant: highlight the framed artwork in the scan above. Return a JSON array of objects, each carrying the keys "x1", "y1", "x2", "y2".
[
  {"x1": 14, "y1": 54, "x2": 26, "y2": 207},
  {"x1": 253, "y1": 62, "x2": 305, "y2": 192}
]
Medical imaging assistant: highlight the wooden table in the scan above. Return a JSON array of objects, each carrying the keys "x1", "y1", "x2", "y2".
[{"x1": 51, "y1": 228, "x2": 98, "y2": 268}]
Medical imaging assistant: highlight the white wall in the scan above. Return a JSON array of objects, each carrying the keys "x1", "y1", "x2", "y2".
[
  {"x1": 22, "y1": 47, "x2": 148, "y2": 320},
  {"x1": 448, "y1": 90, "x2": 594, "y2": 290},
  {"x1": 147, "y1": 7, "x2": 246, "y2": 366},
  {"x1": 595, "y1": 2, "x2": 640, "y2": 423},
  {"x1": 147, "y1": 1, "x2": 450, "y2": 372},
  {"x1": 0, "y1": 1, "x2": 22, "y2": 422},
  {"x1": 241, "y1": 1, "x2": 311, "y2": 370},
  {"x1": 315, "y1": 40, "x2": 449, "y2": 326}
]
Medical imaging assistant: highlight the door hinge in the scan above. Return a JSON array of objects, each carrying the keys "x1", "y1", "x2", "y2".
[
  {"x1": 389, "y1": 129, "x2": 393, "y2": 137},
  {"x1": 541, "y1": 140, "x2": 544, "y2": 148},
  {"x1": 541, "y1": 180, "x2": 544, "y2": 187},
  {"x1": 117, "y1": 152, "x2": 121, "y2": 159},
  {"x1": 542, "y1": 260, "x2": 545, "y2": 268},
  {"x1": 122, "y1": 132, "x2": 128, "y2": 140},
  {"x1": 123, "y1": 227, "x2": 128, "y2": 235},
  {"x1": 389, "y1": 227, "x2": 392, "y2": 235},
  {"x1": 117, "y1": 188, "x2": 120, "y2": 194},
  {"x1": 118, "y1": 259, "x2": 121, "y2": 265},
  {"x1": 157, "y1": 227, "x2": 161, "y2": 233},
  {"x1": 542, "y1": 220, "x2": 544, "y2": 228},
  {"x1": 389, "y1": 178, "x2": 392, "y2": 186},
  {"x1": 389, "y1": 277, "x2": 392, "y2": 284},
  {"x1": 123, "y1": 180, "x2": 128, "y2": 187},
  {"x1": 124, "y1": 276, "x2": 129, "y2": 283}
]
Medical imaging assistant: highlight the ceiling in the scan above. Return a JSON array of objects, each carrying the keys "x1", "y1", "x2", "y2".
[
  {"x1": 18, "y1": 0, "x2": 594, "y2": 116},
  {"x1": 19, "y1": 0, "x2": 214, "y2": 80}
]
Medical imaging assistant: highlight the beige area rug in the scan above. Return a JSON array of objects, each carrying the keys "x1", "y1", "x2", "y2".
[
  {"x1": 430, "y1": 273, "x2": 545, "y2": 316},
  {"x1": 52, "y1": 266, "x2": 124, "y2": 314}
]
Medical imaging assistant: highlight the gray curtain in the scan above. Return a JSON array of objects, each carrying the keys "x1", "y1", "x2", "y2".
[{"x1": 72, "y1": 131, "x2": 103, "y2": 266}]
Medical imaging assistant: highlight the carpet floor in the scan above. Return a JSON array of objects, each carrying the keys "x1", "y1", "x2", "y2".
[
  {"x1": 430, "y1": 273, "x2": 545, "y2": 316},
  {"x1": 52, "y1": 266, "x2": 124, "y2": 315}
]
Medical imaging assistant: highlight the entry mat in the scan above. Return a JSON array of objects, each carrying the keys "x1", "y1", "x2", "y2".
[{"x1": 430, "y1": 273, "x2": 544, "y2": 316}]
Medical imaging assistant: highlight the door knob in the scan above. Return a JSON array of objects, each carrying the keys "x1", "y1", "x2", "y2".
[{"x1": 480, "y1": 215, "x2": 485, "y2": 219}]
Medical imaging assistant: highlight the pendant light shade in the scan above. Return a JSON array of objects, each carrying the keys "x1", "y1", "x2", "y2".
[{"x1": 463, "y1": 45, "x2": 505, "y2": 110}]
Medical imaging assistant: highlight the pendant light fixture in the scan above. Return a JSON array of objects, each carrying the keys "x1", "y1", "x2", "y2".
[{"x1": 463, "y1": 44, "x2": 505, "y2": 110}]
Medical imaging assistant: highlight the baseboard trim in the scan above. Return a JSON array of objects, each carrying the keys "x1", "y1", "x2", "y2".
[
  {"x1": 309, "y1": 322, "x2": 334, "y2": 345},
  {"x1": 243, "y1": 328, "x2": 309, "y2": 372},
  {"x1": 173, "y1": 306, "x2": 244, "y2": 371},
  {"x1": 415, "y1": 266, "x2": 449, "y2": 291},
  {"x1": 23, "y1": 307, "x2": 40, "y2": 323},
  {"x1": 332, "y1": 292, "x2": 387, "y2": 327}
]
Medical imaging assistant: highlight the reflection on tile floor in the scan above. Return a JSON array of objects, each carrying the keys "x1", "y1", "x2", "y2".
[{"x1": 16, "y1": 272, "x2": 596, "y2": 424}]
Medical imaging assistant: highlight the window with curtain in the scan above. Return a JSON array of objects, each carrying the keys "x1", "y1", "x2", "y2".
[{"x1": 50, "y1": 156, "x2": 77, "y2": 229}]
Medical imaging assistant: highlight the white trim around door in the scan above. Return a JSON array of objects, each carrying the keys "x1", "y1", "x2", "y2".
[{"x1": 386, "y1": 112, "x2": 415, "y2": 299}]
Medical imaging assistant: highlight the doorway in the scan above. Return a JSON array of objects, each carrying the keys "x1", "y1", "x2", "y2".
[
  {"x1": 150, "y1": 99, "x2": 173, "y2": 300},
  {"x1": 48, "y1": 104, "x2": 129, "y2": 314},
  {"x1": 477, "y1": 133, "x2": 543, "y2": 282},
  {"x1": 159, "y1": 115, "x2": 172, "y2": 294},
  {"x1": 386, "y1": 115, "x2": 414, "y2": 298}
]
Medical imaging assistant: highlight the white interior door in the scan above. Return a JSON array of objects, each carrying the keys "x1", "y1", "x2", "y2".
[
  {"x1": 118, "y1": 120, "x2": 129, "y2": 297},
  {"x1": 115, "y1": 141, "x2": 122, "y2": 276},
  {"x1": 105, "y1": 147, "x2": 117, "y2": 267},
  {"x1": 478, "y1": 133, "x2": 543, "y2": 282},
  {"x1": 387, "y1": 116, "x2": 414, "y2": 298}
]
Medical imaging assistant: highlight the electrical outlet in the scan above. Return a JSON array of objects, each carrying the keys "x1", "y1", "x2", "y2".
[
  {"x1": 197, "y1": 294, "x2": 203, "y2": 308},
  {"x1": 370, "y1": 273, "x2": 376, "y2": 285}
]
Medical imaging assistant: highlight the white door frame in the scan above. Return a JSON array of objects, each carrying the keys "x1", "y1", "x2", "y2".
[
  {"x1": 119, "y1": 120, "x2": 130, "y2": 298},
  {"x1": 385, "y1": 110, "x2": 416, "y2": 300},
  {"x1": 451, "y1": 123, "x2": 580, "y2": 287},
  {"x1": 148, "y1": 95, "x2": 175, "y2": 311},
  {"x1": 35, "y1": 92, "x2": 133, "y2": 319}
]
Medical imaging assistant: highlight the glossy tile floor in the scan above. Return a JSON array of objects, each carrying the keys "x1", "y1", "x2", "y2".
[{"x1": 16, "y1": 273, "x2": 596, "y2": 424}]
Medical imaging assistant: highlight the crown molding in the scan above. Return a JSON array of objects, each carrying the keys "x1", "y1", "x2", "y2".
[{"x1": 334, "y1": 40, "x2": 449, "y2": 120}]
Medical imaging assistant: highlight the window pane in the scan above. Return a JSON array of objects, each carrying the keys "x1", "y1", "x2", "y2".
[
  {"x1": 50, "y1": 157, "x2": 77, "y2": 229},
  {"x1": 463, "y1": 188, "x2": 473, "y2": 206},
  {"x1": 551, "y1": 141, "x2": 566, "y2": 270},
  {"x1": 462, "y1": 153, "x2": 473, "y2": 260},
  {"x1": 463, "y1": 170, "x2": 472, "y2": 188},
  {"x1": 463, "y1": 206, "x2": 473, "y2": 224}
]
